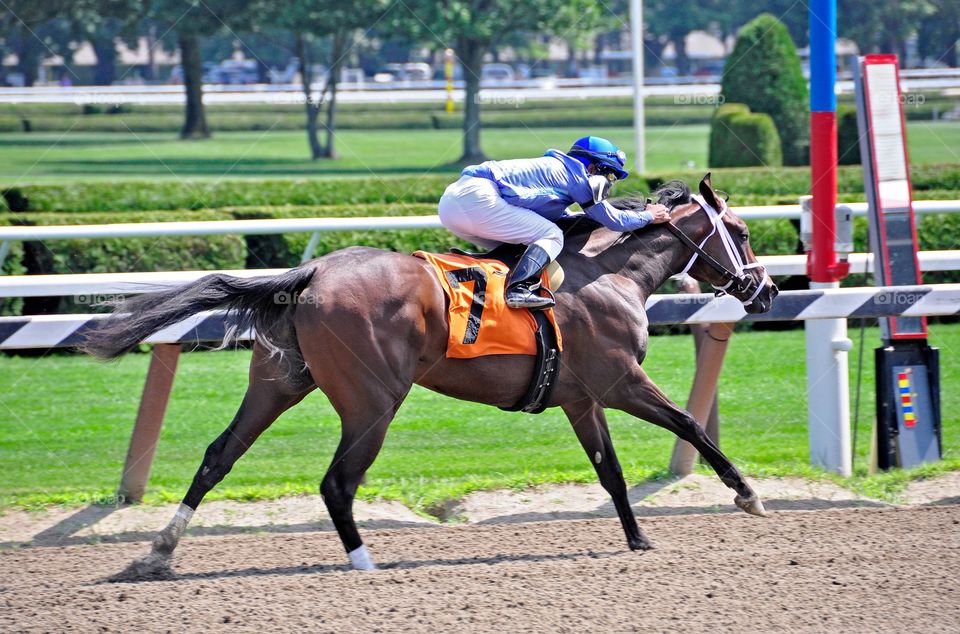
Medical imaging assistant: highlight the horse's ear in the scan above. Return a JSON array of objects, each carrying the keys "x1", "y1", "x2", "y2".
[{"x1": 699, "y1": 173, "x2": 723, "y2": 210}]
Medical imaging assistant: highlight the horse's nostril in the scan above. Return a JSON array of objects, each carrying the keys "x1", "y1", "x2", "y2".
[{"x1": 770, "y1": 284, "x2": 780, "y2": 298}]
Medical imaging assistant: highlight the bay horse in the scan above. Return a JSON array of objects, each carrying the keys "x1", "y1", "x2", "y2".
[{"x1": 84, "y1": 174, "x2": 777, "y2": 575}]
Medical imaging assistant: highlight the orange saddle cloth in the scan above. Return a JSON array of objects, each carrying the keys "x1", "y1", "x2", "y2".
[{"x1": 413, "y1": 251, "x2": 562, "y2": 359}]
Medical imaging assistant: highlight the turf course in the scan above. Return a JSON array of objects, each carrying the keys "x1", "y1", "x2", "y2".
[
  {"x1": 2, "y1": 121, "x2": 958, "y2": 184},
  {"x1": 1, "y1": 324, "x2": 957, "y2": 512}
]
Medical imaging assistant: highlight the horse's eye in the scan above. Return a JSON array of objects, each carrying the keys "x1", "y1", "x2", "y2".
[{"x1": 740, "y1": 231, "x2": 750, "y2": 242}]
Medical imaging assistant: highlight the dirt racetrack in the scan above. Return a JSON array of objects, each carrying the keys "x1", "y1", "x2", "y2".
[{"x1": 3, "y1": 504, "x2": 959, "y2": 632}]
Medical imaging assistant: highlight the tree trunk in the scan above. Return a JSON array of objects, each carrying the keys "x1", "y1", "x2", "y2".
[
  {"x1": 178, "y1": 31, "x2": 209, "y2": 139},
  {"x1": 566, "y1": 40, "x2": 578, "y2": 77},
  {"x1": 16, "y1": 35, "x2": 42, "y2": 87},
  {"x1": 673, "y1": 32, "x2": 691, "y2": 76},
  {"x1": 91, "y1": 35, "x2": 117, "y2": 86},
  {"x1": 144, "y1": 24, "x2": 158, "y2": 81},
  {"x1": 458, "y1": 38, "x2": 486, "y2": 164},
  {"x1": 644, "y1": 35, "x2": 664, "y2": 75},
  {"x1": 296, "y1": 32, "x2": 323, "y2": 159},
  {"x1": 594, "y1": 32, "x2": 605, "y2": 65},
  {"x1": 322, "y1": 31, "x2": 348, "y2": 160}
]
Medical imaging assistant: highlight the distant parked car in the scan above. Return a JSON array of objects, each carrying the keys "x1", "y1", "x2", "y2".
[
  {"x1": 268, "y1": 58, "x2": 326, "y2": 85},
  {"x1": 481, "y1": 63, "x2": 514, "y2": 82},
  {"x1": 373, "y1": 62, "x2": 433, "y2": 83},
  {"x1": 169, "y1": 60, "x2": 258, "y2": 85},
  {"x1": 217, "y1": 59, "x2": 259, "y2": 85}
]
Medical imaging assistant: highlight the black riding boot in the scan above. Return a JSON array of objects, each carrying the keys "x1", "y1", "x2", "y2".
[{"x1": 505, "y1": 244, "x2": 555, "y2": 310}]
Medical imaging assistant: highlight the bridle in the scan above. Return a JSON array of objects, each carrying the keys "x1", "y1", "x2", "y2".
[{"x1": 662, "y1": 194, "x2": 766, "y2": 307}]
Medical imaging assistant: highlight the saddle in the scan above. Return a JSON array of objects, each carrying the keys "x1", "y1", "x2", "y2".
[{"x1": 413, "y1": 244, "x2": 563, "y2": 414}]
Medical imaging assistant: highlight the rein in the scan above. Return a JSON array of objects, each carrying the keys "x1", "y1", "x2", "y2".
[{"x1": 664, "y1": 194, "x2": 765, "y2": 307}]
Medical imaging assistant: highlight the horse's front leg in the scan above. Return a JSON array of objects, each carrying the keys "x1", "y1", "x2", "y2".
[
  {"x1": 562, "y1": 398, "x2": 652, "y2": 550},
  {"x1": 605, "y1": 365, "x2": 767, "y2": 517}
]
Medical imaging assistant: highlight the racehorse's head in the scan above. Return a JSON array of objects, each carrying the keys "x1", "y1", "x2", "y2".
[{"x1": 661, "y1": 174, "x2": 778, "y2": 314}]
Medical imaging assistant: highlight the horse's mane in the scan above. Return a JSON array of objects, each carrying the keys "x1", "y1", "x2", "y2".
[{"x1": 556, "y1": 180, "x2": 692, "y2": 238}]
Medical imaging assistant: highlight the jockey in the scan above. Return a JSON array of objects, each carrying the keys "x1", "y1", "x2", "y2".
[{"x1": 438, "y1": 136, "x2": 671, "y2": 309}]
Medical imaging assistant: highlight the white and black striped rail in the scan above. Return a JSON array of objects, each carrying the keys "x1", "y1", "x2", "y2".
[{"x1": 2, "y1": 284, "x2": 959, "y2": 350}]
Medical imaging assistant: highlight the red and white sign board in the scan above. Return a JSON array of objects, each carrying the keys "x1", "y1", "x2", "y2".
[{"x1": 855, "y1": 54, "x2": 926, "y2": 341}]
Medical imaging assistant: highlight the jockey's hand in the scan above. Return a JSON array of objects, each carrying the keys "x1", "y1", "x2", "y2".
[{"x1": 647, "y1": 203, "x2": 672, "y2": 224}]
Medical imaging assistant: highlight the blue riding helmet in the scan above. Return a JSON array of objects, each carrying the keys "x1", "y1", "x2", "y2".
[{"x1": 568, "y1": 136, "x2": 629, "y2": 180}]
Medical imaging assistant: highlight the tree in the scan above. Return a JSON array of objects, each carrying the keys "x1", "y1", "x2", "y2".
[
  {"x1": 644, "y1": 0, "x2": 714, "y2": 76},
  {"x1": 271, "y1": 0, "x2": 389, "y2": 159},
  {"x1": 918, "y1": 0, "x2": 959, "y2": 67},
  {"x1": 0, "y1": 1, "x2": 71, "y2": 87},
  {"x1": 69, "y1": 0, "x2": 143, "y2": 86},
  {"x1": 395, "y1": 0, "x2": 600, "y2": 163},
  {"x1": 721, "y1": 14, "x2": 808, "y2": 166},
  {"x1": 838, "y1": 0, "x2": 934, "y2": 62},
  {"x1": 149, "y1": 0, "x2": 251, "y2": 139}
]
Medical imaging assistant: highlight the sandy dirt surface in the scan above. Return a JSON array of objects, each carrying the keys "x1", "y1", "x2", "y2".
[
  {"x1": 2, "y1": 472, "x2": 959, "y2": 632},
  {"x1": 2, "y1": 505, "x2": 959, "y2": 633}
]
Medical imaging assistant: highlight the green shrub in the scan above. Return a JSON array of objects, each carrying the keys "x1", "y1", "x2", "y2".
[
  {"x1": 11, "y1": 105, "x2": 715, "y2": 134},
  {"x1": 7, "y1": 164, "x2": 959, "y2": 216},
  {"x1": 0, "y1": 115, "x2": 24, "y2": 132},
  {"x1": 837, "y1": 105, "x2": 861, "y2": 165},
  {"x1": 721, "y1": 14, "x2": 809, "y2": 166},
  {"x1": 0, "y1": 217, "x2": 25, "y2": 315},
  {"x1": 708, "y1": 103, "x2": 783, "y2": 168},
  {"x1": 431, "y1": 106, "x2": 713, "y2": 130},
  {"x1": 10, "y1": 209, "x2": 246, "y2": 272}
]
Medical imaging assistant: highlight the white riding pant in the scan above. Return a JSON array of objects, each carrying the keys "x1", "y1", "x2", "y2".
[{"x1": 437, "y1": 175, "x2": 564, "y2": 260}]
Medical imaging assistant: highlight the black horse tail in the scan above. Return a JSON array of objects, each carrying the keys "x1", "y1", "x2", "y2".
[{"x1": 81, "y1": 266, "x2": 316, "y2": 372}]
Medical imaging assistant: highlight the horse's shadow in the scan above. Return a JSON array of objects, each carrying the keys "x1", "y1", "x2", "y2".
[
  {"x1": 103, "y1": 548, "x2": 635, "y2": 584},
  {"x1": 2, "y1": 504, "x2": 434, "y2": 550}
]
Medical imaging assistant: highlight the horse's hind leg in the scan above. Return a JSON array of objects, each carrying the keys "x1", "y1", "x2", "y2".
[
  {"x1": 124, "y1": 344, "x2": 314, "y2": 577},
  {"x1": 317, "y1": 390, "x2": 408, "y2": 571},
  {"x1": 608, "y1": 366, "x2": 766, "y2": 517},
  {"x1": 562, "y1": 398, "x2": 652, "y2": 551}
]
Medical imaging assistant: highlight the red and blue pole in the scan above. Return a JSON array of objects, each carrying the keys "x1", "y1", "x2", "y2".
[{"x1": 808, "y1": 0, "x2": 848, "y2": 281}]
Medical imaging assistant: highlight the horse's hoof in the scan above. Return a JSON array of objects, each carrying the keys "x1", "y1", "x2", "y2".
[
  {"x1": 348, "y1": 544, "x2": 378, "y2": 571},
  {"x1": 734, "y1": 494, "x2": 768, "y2": 517},
  {"x1": 628, "y1": 538, "x2": 654, "y2": 551}
]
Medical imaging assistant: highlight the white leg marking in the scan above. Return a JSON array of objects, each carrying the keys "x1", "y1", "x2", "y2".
[
  {"x1": 168, "y1": 503, "x2": 194, "y2": 541},
  {"x1": 594, "y1": 451, "x2": 602, "y2": 464},
  {"x1": 348, "y1": 544, "x2": 377, "y2": 571}
]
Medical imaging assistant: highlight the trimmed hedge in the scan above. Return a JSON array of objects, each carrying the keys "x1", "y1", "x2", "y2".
[
  {"x1": 4, "y1": 106, "x2": 718, "y2": 134},
  {"x1": 1, "y1": 177, "x2": 452, "y2": 212},
  {"x1": 232, "y1": 205, "x2": 467, "y2": 269},
  {"x1": 431, "y1": 106, "x2": 715, "y2": 129},
  {"x1": 709, "y1": 103, "x2": 783, "y2": 168},
  {"x1": 721, "y1": 14, "x2": 809, "y2": 166},
  {"x1": 0, "y1": 227, "x2": 24, "y2": 315},
  {"x1": 7, "y1": 210, "x2": 246, "y2": 314},
  {"x1": 4, "y1": 164, "x2": 959, "y2": 215}
]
